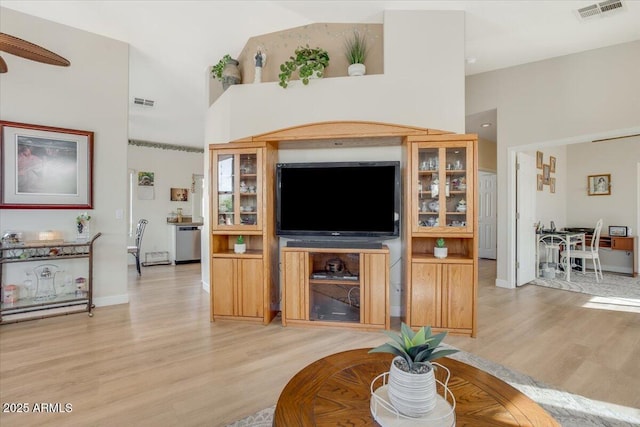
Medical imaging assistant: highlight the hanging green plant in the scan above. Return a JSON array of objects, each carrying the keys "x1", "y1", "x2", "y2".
[{"x1": 278, "y1": 45, "x2": 330, "y2": 88}]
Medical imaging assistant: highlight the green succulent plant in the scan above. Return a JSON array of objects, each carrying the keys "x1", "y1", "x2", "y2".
[
  {"x1": 278, "y1": 45, "x2": 330, "y2": 88},
  {"x1": 236, "y1": 235, "x2": 245, "y2": 244},
  {"x1": 436, "y1": 238, "x2": 446, "y2": 248},
  {"x1": 344, "y1": 31, "x2": 368, "y2": 65},
  {"x1": 369, "y1": 323, "x2": 458, "y2": 370}
]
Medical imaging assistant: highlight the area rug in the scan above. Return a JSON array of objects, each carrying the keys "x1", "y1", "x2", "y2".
[
  {"x1": 226, "y1": 346, "x2": 640, "y2": 427},
  {"x1": 530, "y1": 271, "x2": 640, "y2": 300}
]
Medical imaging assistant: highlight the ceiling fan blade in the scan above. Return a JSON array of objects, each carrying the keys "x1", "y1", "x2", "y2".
[
  {"x1": 0, "y1": 55, "x2": 7, "y2": 73},
  {"x1": 0, "y1": 32, "x2": 70, "y2": 67}
]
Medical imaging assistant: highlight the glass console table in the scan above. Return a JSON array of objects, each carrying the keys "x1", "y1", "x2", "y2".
[{"x1": 0, "y1": 233, "x2": 101, "y2": 324}]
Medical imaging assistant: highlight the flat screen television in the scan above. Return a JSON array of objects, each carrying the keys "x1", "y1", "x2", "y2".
[{"x1": 276, "y1": 161, "x2": 401, "y2": 239}]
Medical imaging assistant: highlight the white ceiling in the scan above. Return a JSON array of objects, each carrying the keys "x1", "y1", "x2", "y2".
[{"x1": 2, "y1": 1, "x2": 639, "y2": 146}]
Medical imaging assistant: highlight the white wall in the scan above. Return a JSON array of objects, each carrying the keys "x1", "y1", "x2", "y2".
[
  {"x1": 566, "y1": 137, "x2": 640, "y2": 273},
  {"x1": 204, "y1": 10, "x2": 466, "y2": 316},
  {"x1": 532, "y1": 146, "x2": 567, "y2": 230},
  {"x1": 466, "y1": 40, "x2": 640, "y2": 287},
  {"x1": 127, "y1": 145, "x2": 204, "y2": 263},
  {"x1": 0, "y1": 8, "x2": 129, "y2": 305}
]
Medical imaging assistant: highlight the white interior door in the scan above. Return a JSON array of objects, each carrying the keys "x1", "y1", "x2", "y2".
[
  {"x1": 478, "y1": 171, "x2": 497, "y2": 259},
  {"x1": 516, "y1": 152, "x2": 537, "y2": 286}
]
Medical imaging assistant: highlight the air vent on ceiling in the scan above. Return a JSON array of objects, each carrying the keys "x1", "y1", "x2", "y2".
[
  {"x1": 133, "y1": 97, "x2": 155, "y2": 107},
  {"x1": 576, "y1": 0, "x2": 625, "y2": 20}
]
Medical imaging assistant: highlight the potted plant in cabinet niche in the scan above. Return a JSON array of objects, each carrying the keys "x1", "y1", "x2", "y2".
[
  {"x1": 370, "y1": 323, "x2": 458, "y2": 417},
  {"x1": 278, "y1": 45, "x2": 330, "y2": 88},
  {"x1": 234, "y1": 235, "x2": 246, "y2": 254},
  {"x1": 434, "y1": 238, "x2": 447, "y2": 259}
]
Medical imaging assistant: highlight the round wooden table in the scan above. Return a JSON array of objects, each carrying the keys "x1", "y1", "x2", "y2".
[{"x1": 273, "y1": 348, "x2": 559, "y2": 426}]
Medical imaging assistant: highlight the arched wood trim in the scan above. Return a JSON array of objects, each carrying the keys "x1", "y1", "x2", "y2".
[{"x1": 231, "y1": 121, "x2": 451, "y2": 144}]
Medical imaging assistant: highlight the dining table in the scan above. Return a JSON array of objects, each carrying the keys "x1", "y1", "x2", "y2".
[{"x1": 536, "y1": 231, "x2": 585, "y2": 282}]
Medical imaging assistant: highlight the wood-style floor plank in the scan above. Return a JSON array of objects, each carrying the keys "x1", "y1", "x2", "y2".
[{"x1": 1, "y1": 260, "x2": 638, "y2": 426}]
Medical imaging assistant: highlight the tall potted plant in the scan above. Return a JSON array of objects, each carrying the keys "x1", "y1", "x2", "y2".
[
  {"x1": 344, "y1": 31, "x2": 368, "y2": 76},
  {"x1": 370, "y1": 323, "x2": 458, "y2": 417},
  {"x1": 278, "y1": 45, "x2": 330, "y2": 88}
]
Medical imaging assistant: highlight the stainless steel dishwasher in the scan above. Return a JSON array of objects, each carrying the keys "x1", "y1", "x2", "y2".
[{"x1": 175, "y1": 225, "x2": 201, "y2": 263}]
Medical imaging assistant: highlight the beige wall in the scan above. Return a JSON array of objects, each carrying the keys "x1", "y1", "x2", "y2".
[
  {"x1": 0, "y1": 8, "x2": 130, "y2": 305},
  {"x1": 210, "y1": 23, "x2": 383, "y2": 105},
  {"x1": 478, "y1": 138, "x2": 497, "y2": 172},
  {"x1": 466, "y1": 40, "x2": 640, "y2": 287}
]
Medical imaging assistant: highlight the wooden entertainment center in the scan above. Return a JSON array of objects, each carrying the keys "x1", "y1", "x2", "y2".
[{"x1": 209, "y1": 121, "x2": 478, "y2": 336}]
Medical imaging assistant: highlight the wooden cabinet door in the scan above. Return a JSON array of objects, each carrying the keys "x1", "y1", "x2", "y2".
[
  {"x1": 282, "y1": 251, "x2": 307, "y2": 321},
  {"x1": 442, "y1": 263, "x2": 474, "y2": 330},
  {"x1": 409, "y1": 262, "x2": 441, "y2": 328},
  {"x1": 212, "y1": 258, "x2": 235, "y2": 316},
  {"x1": 611, "y1": 237, "x2": 633, "y2": 251},
  {"x1": 412, "y1": 140, "x2": 474, "y2": 234},
  {"x1": 239, "y1": 258, "x2": 264, "y2": 318},
  {"x1": 363, "y1": 253, "x2": 388, "y2": 327},
  {"x1": 211, "y1": 148, "x2": 262, "y2": 232}
]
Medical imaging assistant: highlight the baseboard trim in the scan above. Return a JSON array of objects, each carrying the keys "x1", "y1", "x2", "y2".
[
  {"x1": 94, "y1": 294, "x2": 129, "y2": 307},
  {"x1": 495, "y1": 278, "x2": 514, "y2": 289}
]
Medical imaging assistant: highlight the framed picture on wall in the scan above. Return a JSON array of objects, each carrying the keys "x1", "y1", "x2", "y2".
[
  {"x1": 536, "y1": 151, "x2": 543, "y2": 169},
  {"x1": 537, "y1": 174, "x2": 543, "y2": 191},
  {"x1": 550, "y1": 177, "x2": 556, "y2": 194},
  {"x1": 1, "y1": 120, "x2": 94, "y2": 209},
  {"x1": 549, "y1": 156, "x2": 556, "y2": 173},
  {"x1": 542, "y1": 164, "x2": 551, "y2": 185},
  {"x1": 588, "y1": 174, "x2": 611, "y2": 196},
  {"x1": 609, "y1": 226, "x2": 627, "y2": 237},
  {"x1": 171, "y1": 187, "x2": 189, "y2": 201}
]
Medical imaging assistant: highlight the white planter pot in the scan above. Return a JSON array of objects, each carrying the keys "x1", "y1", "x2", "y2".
[
  {"x1": 348, "y1": 63, "x2": 366, "y2": 76},
  {"x1": 234, "y1": 243, "x2": 246, "y2": 254},
  {"x1": 434, "y1": 247, "x2": 448, "y2": 259},
  {"x1": 388, "y1": 357, "x2": 437, "y2": 417}
]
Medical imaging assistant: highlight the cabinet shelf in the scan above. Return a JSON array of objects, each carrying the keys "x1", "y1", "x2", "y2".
[
  {"x1": 212, "y1": 249, "x2": 263, "y2": 258},
  {"x1": 309, "y1": 279, "x2": 361, "y2": 286},
  {"x1": 411, "y1": 254, "x2": 474, "y2": 263}
]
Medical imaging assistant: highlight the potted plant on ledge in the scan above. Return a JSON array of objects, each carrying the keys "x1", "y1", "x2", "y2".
[
  {"x1": 345, "y1": 31, "x2": 368, "y2": 76},
  {"x1": 212, "y1": 54, "x2": 241, "y2": 91},
  {"x1": 370, "y1": 323, "x2": 458, "y2": 417},
  {"x1": 434, "y1": 238, "x2": 447, "y2": 259},
  {"x1": 278, "y1": 45, "x2": 330, "y2": 88}
]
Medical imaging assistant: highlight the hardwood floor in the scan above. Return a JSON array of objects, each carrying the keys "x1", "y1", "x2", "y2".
[{"x1": 1, "y1": 260, "x2": 638, "y2": 426}]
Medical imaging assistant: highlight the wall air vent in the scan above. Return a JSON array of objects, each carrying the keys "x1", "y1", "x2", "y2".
[
  {"x1": 133, "y1": 97, "x2": 155, "y2": 107},
  {"x1": 576, "y1": 0, "x2": 625, "y2": 20}
]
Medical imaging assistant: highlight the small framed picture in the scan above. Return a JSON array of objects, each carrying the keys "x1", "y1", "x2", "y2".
[
  {"x1": 542, "y1": 164, "x2": 551, "y2": 185},
  {"x1": 170, "y1": 187, "x2": 189, "y2": 201},
  {"x1": 588, "y1": 174, "x2": 611, "y2": 196},
  {"x1": 536, "y1": 151, "x2": 543, "y2": 169},
  {"x1": 608, "y1": 226, "x2": 627, "y2": 237},
  {"x1": 550, "y1": 177, "x2": 556, "y2": 194},
  {"x1": 549, "y1": 156, "x2": 556, "y2": 173},
  {"x1": 537, "y1": 174, "x2": 543, "y2": 191}
]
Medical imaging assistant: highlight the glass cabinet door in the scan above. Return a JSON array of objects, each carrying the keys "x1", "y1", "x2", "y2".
[
  {"x1": 414, "y1": 142, "x2": 472, "y2": 232},
  {"x1": 213, "y1": 149, "x2": 261, "y2": 230},
  {"x1": 417, "y1": 147, "x2": 441, "y2": 228},
  {"x1": 444, "y1": 146, "x2": 468, "y2": 228}
]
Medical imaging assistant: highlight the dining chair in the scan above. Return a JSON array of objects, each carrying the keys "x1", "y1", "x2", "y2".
[
  {"x1": 561, "y1": 218, "x2": 603, "y2": 282},
  {"x1": 127, "y1": 219, "x2": 148, "y2": 276}
]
